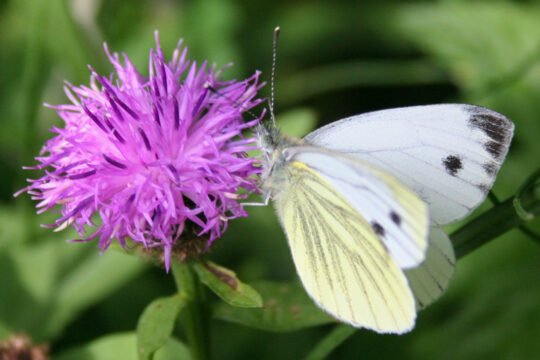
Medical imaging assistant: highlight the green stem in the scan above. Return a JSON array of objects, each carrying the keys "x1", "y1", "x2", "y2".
[
  {"x1": 451, "y1": 183, "x2": 540, "y2": 258},
  {"x1": 171, "y1": 262, "x2": 211, "y2": 360},
  {"x1": 304, "y1": 324, "x2": 356, "y2": 360}
]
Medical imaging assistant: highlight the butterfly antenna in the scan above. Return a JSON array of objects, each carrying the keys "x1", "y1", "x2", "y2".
[
  {"x1": 204, "y1": 83, "x2": 260, "y2": 120},
  {"x1": 269, "y1": 26, "x2": 280, "y2": 127}
]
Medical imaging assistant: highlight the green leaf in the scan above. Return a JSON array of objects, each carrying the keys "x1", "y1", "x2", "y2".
[
  {"x1": 55, "y1": 332, "x2": 137, "y2": 360},
  {"x1": 193, "y1": 261, "x2": 263, "y2": 308},
  {"x1": 0, "y1": 236, "x2": 86, "y2": 340},
  {"x1": 55, "y1": 332, "x2": 191, "y2": 360},
  {"x1": 49, "y1": 250, "x2": 148, "y2": 338},
  {"x1": 137, "y1": 294, "x2": 187, "y2": 360},
  {"x1": 213, "y1": 281, "x2": 334, "y2": 332},
  {"x1": 393, "y1": 3, "x2": 540, "y2": 90},
  {"x1": 154, "y1": 338, "x2": 192, "y2": 360},
  {"x1": 0, "y1": 219, "x2": 148, "y2": 341}
]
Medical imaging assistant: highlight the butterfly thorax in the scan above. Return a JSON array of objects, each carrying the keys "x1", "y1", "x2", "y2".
[{"x1": 256, "y1": 122, "x2": 306, "y2": 199}]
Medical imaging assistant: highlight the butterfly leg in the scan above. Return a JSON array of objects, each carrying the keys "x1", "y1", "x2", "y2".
[{"x1": 241, "y1": 192, "x2": 271, "y2": 207}]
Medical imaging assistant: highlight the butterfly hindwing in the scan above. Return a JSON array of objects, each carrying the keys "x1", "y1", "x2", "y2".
[
  {"x1": 304, "y1": 104, "x2": 514, "y2": 225},
  {"x1": 272, "y1": 148, "x2": 429, "y2": 333},
  {"x1": 405, "y1": 227, "x2": 456, "y2": 310}
]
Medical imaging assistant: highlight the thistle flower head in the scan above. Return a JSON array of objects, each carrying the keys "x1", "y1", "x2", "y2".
[{"x1": 17, "y1": 32, "x2": 264, "y2": 270}]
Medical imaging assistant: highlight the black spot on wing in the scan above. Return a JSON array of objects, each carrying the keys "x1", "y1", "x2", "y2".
[
  {"x1": 485, "y1": 141, "x2": 505, "y2": 160},
  {"x1": 442, "y1": 155, "x2": 463, "y2": 176},
  {"x1": 477, "y1": 183, "x2": 490, "y2": 194},
  {"x1": 483, "y1": 162, "x2": 498, "y2": 176},
  {"x1": 371, "y1": 222, "x2": 385, "y2": 236},
  {"x1": 390, "y1": 211, "x2": 401, "y2": 226}
]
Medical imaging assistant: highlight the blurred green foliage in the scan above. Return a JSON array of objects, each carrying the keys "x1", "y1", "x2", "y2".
[{"x1": 1, "y1": 0, "x2": 539, "y2": 359}]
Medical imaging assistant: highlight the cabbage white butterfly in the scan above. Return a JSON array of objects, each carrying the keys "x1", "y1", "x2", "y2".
[{"x1": 254, "y1": 28, "x2": 514, "y2": 333}]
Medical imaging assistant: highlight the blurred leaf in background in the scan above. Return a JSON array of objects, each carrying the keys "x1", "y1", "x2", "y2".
[{"x1": 1, "y1": 0, "x2": 539, "y2": 359}]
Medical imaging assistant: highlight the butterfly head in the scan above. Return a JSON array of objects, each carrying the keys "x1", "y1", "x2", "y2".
[{"x1": 255, "y1": 121, "x2": 282, "y2": 181}]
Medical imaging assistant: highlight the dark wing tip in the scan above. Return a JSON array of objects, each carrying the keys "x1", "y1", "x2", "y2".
[
  {"x1": 465, "y1": 105, "x2": 514, "y2": 140},
  {"x1": 464, "y1": 105, "x2": 514, "y2": 161}
]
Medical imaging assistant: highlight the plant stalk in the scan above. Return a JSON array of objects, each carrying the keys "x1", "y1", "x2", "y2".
[{"x1": 171, "y1": 262, "x2": 211, "y2": 360}]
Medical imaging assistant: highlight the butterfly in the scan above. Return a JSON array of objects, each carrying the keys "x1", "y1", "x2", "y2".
[{"x1": 256, "y1": 103, "x2": 514, "y2": 333}]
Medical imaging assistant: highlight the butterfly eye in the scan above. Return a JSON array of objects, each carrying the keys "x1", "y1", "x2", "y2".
[{"x1": 281, "y1": 148, "x2": 294, "y2": 161}]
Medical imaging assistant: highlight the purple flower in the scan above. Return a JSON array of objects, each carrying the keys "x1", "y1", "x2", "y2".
[{"x1": 16, "y1": 32, "x2": 264, "y2": 270}]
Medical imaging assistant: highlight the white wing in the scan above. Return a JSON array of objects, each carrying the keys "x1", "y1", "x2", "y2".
[
  {"x1": 405, "y1": 228, "x2": 455, "y2": 310},
  {"x1": 291, "y1": 148, "x2": 429, "y2": 269},
  {"x1": 304, "y1": 104, "x2": 514, "y2": 225}
]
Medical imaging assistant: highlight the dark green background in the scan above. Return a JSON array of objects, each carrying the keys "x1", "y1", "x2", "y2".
[{"x1": 1, "y1": 0, "x2": 539, "y2": 359}]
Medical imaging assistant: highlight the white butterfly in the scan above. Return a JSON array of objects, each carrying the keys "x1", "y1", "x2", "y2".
[{"x1": 256, "y1": 104, "x2": 514, "y2": 333}]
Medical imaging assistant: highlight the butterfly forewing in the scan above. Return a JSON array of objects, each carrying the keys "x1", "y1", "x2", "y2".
[
  {"x1": 304, "y1": 104, "x2": 514, "y2": 225},
  {"x1": 272, "y1": 149, "x2": 429, "y2": 333},
  {"x1": 294, "y1": 150, "x2": 429, "y2": 269}
]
